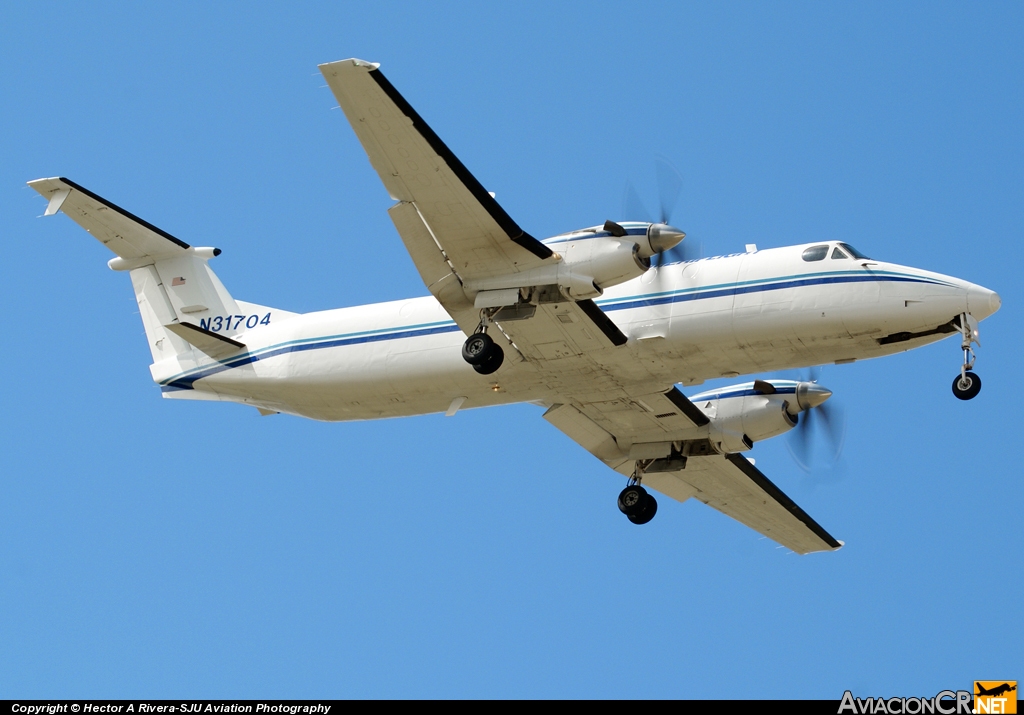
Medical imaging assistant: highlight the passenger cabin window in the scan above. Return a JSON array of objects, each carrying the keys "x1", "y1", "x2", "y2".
[
  {"x1": 831, "y1": 247, "x2": 849, "y2": 259},
  {"x1": 839, "y1": 242, "x2": 871, "y2": 260},
  {"x1": 802, "y1": 245, "x2": 829, "y2": 262}
]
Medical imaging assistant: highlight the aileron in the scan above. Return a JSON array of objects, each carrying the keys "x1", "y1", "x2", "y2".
[
  {"x1": 676, "y1": 454, "x2": 842, "y2": 554},
  {"x1": 365, "y1": 68, "x2": 552, "y2": 261}
]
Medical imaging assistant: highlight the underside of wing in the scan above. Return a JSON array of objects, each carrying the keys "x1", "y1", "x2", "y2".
[
  {"x1": 322, "y1": 59, "x2": 638, "y2": 369},
  {"x1": 320, "y1": 58, "x2": 554, "y2": 288},
  {"x1": 656, "y1": 453, "x2": 842, "y2": 554},
  {"x1": 543, "y1": 387, "x2": 710, "y2": 471},
  {"x1": 543, "y1": 392, "x2": 841, "y2": 555},
  {"x1": 492, "y1": 297, "x2": 627, "y2": 357}
]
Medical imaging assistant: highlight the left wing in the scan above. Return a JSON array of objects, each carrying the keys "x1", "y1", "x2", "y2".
[
  {"x1": 321, "y1": 59, "x2": 627, "y2": 359},
  {"x1": 319, "y1": 58, "x2": 554, "y2": 284}
]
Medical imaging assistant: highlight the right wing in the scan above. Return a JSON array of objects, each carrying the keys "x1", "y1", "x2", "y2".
[
  {"x1": 657, "y1": 453, "x2": 842, "y2": 555},
  {"x1": 544, "y1": 397, "x2": 842, "y2": 555}
]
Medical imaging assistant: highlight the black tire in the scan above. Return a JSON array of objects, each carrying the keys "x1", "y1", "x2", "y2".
[
  {"x1": 472, "y1": 344, "x2": 504, "y2": 375},
  {"x1": 628, "y1": 495, "x2": 658, "y2": 525},
  {"x1": 952, "y1": 371, "x2": 982, "y2": 400},
  {"x1": 462, "y1": 333, "x2": 494, "y2": 365},
  {"x1": 617, "y1": 485, "x2": 649, "y2": 517}
]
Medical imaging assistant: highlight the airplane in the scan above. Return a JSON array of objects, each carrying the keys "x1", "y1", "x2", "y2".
[
  {"x1": 27, "y1": 58, "x2": 1001, "y2": 555},
  {"x1": 976, "y1": 683, "x2": 1016, "y2": 698}
]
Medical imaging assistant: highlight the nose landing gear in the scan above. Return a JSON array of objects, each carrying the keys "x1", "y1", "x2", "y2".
[
  {"x1": 618, "y1": 464, "x2": 658, "y2": 525},
  {"x1": 952, "y1": 312, "x2": 982, "y2": 401}
]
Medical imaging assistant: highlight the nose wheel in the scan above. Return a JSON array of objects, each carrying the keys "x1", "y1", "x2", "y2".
[
  {"x1": 952, "y1": 371, "x2": 981, "y2": 401},
  {"x1": 952, "y1": 312, "x2": 982, "y2": 400},
  {"x1": 617, "y1": 466, "x2": 658, "y2": 525}
]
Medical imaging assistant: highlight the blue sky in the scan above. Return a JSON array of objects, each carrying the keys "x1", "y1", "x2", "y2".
[{"x1": 1, "y1": 1, "x2": 1021, "y2": 698}]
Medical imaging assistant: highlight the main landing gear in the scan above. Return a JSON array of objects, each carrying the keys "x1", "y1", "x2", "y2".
[
  {"x1": 952, "y1": 312, "x2": 982, "y2": 401},
  {"x1": 462, "y1": 313, "x2": 504, "y2": 375},
  {"x1": 618, "y1": 464, "x2": 658, "y2": 525}
]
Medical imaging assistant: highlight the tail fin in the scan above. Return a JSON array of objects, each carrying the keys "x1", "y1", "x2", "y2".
[{"x1": 29, "y1": 177, "x2": 296, "y2": 381}]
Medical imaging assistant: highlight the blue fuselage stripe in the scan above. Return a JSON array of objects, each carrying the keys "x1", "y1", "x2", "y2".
[
  {"x1": 690, "y1": 387, "x2": 798, "y2": 401},
  {"x1": 599, "y1": 273, "x2": 928, "y2": 312},
  {"x1": 165, "y1": 323, "x2": 462, "y2": 389}
]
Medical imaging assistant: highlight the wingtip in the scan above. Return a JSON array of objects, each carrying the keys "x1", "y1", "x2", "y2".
[
  {"x1": 27, "y1": 176, "x2": 61, "y2": 188},
  {"x1": 317, "y1": 58, "x2": 380, "y2": 71}
]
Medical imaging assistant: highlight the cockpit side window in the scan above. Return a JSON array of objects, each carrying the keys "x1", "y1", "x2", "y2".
[
  {"x1": 831, "y1": 247, "x2": 849, "y2": 259},
  {"x1": 839, "y1": 243, "x2": 871, "y2": 260},
  {"x1": 801, "y1": 245, "x2": 829, "y2": 262}
]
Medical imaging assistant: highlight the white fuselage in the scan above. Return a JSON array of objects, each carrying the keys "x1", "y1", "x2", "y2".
[{"x1": 158, "y1": 240, "x2": 999, "y2": 421}]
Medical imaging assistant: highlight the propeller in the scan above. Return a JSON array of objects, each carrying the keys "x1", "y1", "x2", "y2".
[
  {"x1": 785, "y1": 367, "x2": 847, "y2": 473},
  {"x1": 622, "y1": 157, "x2": 701, "y2": 265}
]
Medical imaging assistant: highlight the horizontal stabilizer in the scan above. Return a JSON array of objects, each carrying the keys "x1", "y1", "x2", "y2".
[
  {"x1": 28, "y1": 177, "x2": 189, "y2": 261},
  {"x1": 164, "y1": 322, "x2": 246, "y2": 359}
]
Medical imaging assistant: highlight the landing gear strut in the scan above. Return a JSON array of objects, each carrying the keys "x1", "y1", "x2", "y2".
[
  {"x1": 462, "y1": 311, "x2": 504, "y2": 375},
  {"x1": 952, "y1": 312, "x2": 982, "y2": 400},
  {"x1": 618, "y1": 464, "x2": 658, "y2": 525}
]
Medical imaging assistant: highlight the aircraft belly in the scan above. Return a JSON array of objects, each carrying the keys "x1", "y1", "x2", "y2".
[{"x1": 194, "y1": 325, "x2": 548, "y2": 421}]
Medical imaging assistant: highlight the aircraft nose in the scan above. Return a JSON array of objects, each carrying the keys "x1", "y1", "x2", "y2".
[
  {"x1": 967, "y1": 285, "x2": 1001, "y2": 320},
  {"x1": 796, "y1": 382, "x2": 832, "y2": 411}
]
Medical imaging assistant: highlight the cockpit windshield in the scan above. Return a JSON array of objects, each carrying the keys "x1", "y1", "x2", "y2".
[
  {"x1": 838, "y1": 243, "x2": 871, "y2": 260},
  {"x1": 803, "y1": 243, "x2": 871, "y2": 262}
]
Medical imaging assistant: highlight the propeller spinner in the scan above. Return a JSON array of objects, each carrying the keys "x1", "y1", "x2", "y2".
[
  {"x1": 602, "y1": 220, "x2": 685, "y2": 262},
  {"x1": 786, "y1": 371, "x2": 847, "y2": 473}
]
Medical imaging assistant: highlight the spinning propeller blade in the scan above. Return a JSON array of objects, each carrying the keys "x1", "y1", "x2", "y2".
[
  {"x1": 786, "y1": 368, "x2": 847, "y2": 473},
  {"x1": 622, "y1": 158, "x2": 701, "y2": 268},
  {"x1": 623, "y1": 181, "x2": 652, "y2": 224},
  {"x1": 655, "y1": 157, "x2": 683, "y2": 226}
]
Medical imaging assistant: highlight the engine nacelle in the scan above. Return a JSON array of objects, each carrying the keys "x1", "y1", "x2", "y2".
[
  {"x1": 463, "y1": 223, "x2": 684, "y2": 303},
  {"x1": 558, "y1": 234, "x2": 649, "y2": 294},
  {"x1": 691, "y1": 381, "x2": 802, "y2": 454}
]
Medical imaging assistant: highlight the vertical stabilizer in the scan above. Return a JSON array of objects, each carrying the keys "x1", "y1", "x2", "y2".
[{"x1": 28, "y1": 177, "x2": 298, "y2": 386}]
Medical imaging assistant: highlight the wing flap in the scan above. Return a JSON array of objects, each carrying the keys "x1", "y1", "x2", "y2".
[
  {"x1": 497, "y1": 299, "x2": 627, "y2": 361},
  {"x1": 543, "y1": 403, "x2": 627, "y2": 465},
  {"x1": 571, "y1": 386, "x2": 713, "y2": 446}
]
